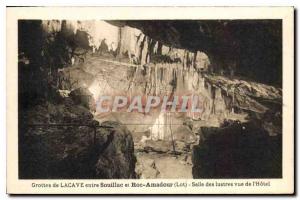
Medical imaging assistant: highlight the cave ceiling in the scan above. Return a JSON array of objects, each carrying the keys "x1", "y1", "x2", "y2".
[
  {"x1": 107, "y1": 20, "x2": 281, "y2": 54},
  {"x1": 107, "y1": 20, "x2": 282, "y2": 86}
]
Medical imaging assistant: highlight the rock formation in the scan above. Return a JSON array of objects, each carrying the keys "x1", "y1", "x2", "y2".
[
  {"x1": 19, "y1": 97, "x2": 136, "y2": 179},
  {"x1": 18, "y1": 19, "x2": 282, "y2": 179},
  {"x1": 192, "y1": 120, "x2": 282, "y2": 178}
]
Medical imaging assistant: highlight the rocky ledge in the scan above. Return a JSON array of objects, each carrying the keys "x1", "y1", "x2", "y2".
[
  {"x1": 192, "y1": 120, "x2": 282, "y2": 178},
  {"x1": 19, "y1": 97, "x2": 136, "y2": 179}
]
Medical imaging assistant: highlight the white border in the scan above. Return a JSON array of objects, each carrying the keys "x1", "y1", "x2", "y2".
[{"x1": 6, "y1": 6, "x2": 294, "y2": 194}]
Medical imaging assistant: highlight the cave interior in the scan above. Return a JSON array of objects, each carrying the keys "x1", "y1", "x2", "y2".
[{"x1": 18, "y1": 19, "x2": 282, "y2": 179}]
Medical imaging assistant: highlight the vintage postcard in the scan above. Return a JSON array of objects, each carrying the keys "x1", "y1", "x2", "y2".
[{"x1": 6, "y1": 7, "x2": 294, "y2": 194}]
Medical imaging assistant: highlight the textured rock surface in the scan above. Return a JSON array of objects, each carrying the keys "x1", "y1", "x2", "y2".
[
  {"x1": 203, "y1": 74, "x2": 282, "y2": 113},
  {"x1": 69, "y1": 87, "x2": 96, "y2": 112},
  {"x1": 192, "y1": 120, "x2": 282, "y2": 178},
  {"x1": 111, "y1": 20, "x2": 282, "y2": 86},
  {"x1": 135, "y1": 152, "x2": 193, "y2": 179},
  {"x1": 19, "y1": 98, "x2": 136, "y2": 179},
  {"x1": 135, "y1": 154, "x2": 161, "y2": 179},
  {"x1": 95, "y1": 121, "x2": 136, "y2": 179}
]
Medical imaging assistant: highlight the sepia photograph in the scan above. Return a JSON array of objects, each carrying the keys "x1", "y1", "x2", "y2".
[
  {"x1": 6, "y1": 7, "x2": 294, "y2": 194},
  {"x1": 18, "y1": 19, "x2": 283, "y2": 179}
]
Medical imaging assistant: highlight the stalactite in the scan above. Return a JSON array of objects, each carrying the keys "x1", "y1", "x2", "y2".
[
  {"x1": 232, "y1": 87, "x2": 235, "y2": 113},
  {"x1": 157, "y1": 42, "x2": 162, "y2": 55}
]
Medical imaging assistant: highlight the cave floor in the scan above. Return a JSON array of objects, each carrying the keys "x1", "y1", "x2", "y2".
[{"x1": 135, "y1": 151, "x2": 193, "y2": 179}]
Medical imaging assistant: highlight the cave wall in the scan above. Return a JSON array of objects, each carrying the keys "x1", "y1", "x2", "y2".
[
  {"x1": 18, "y1": 20, "x2": 138, "y2": 179},
  {"x1": 192, "y1": 120, "x2": 282, "y2": 178}
]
